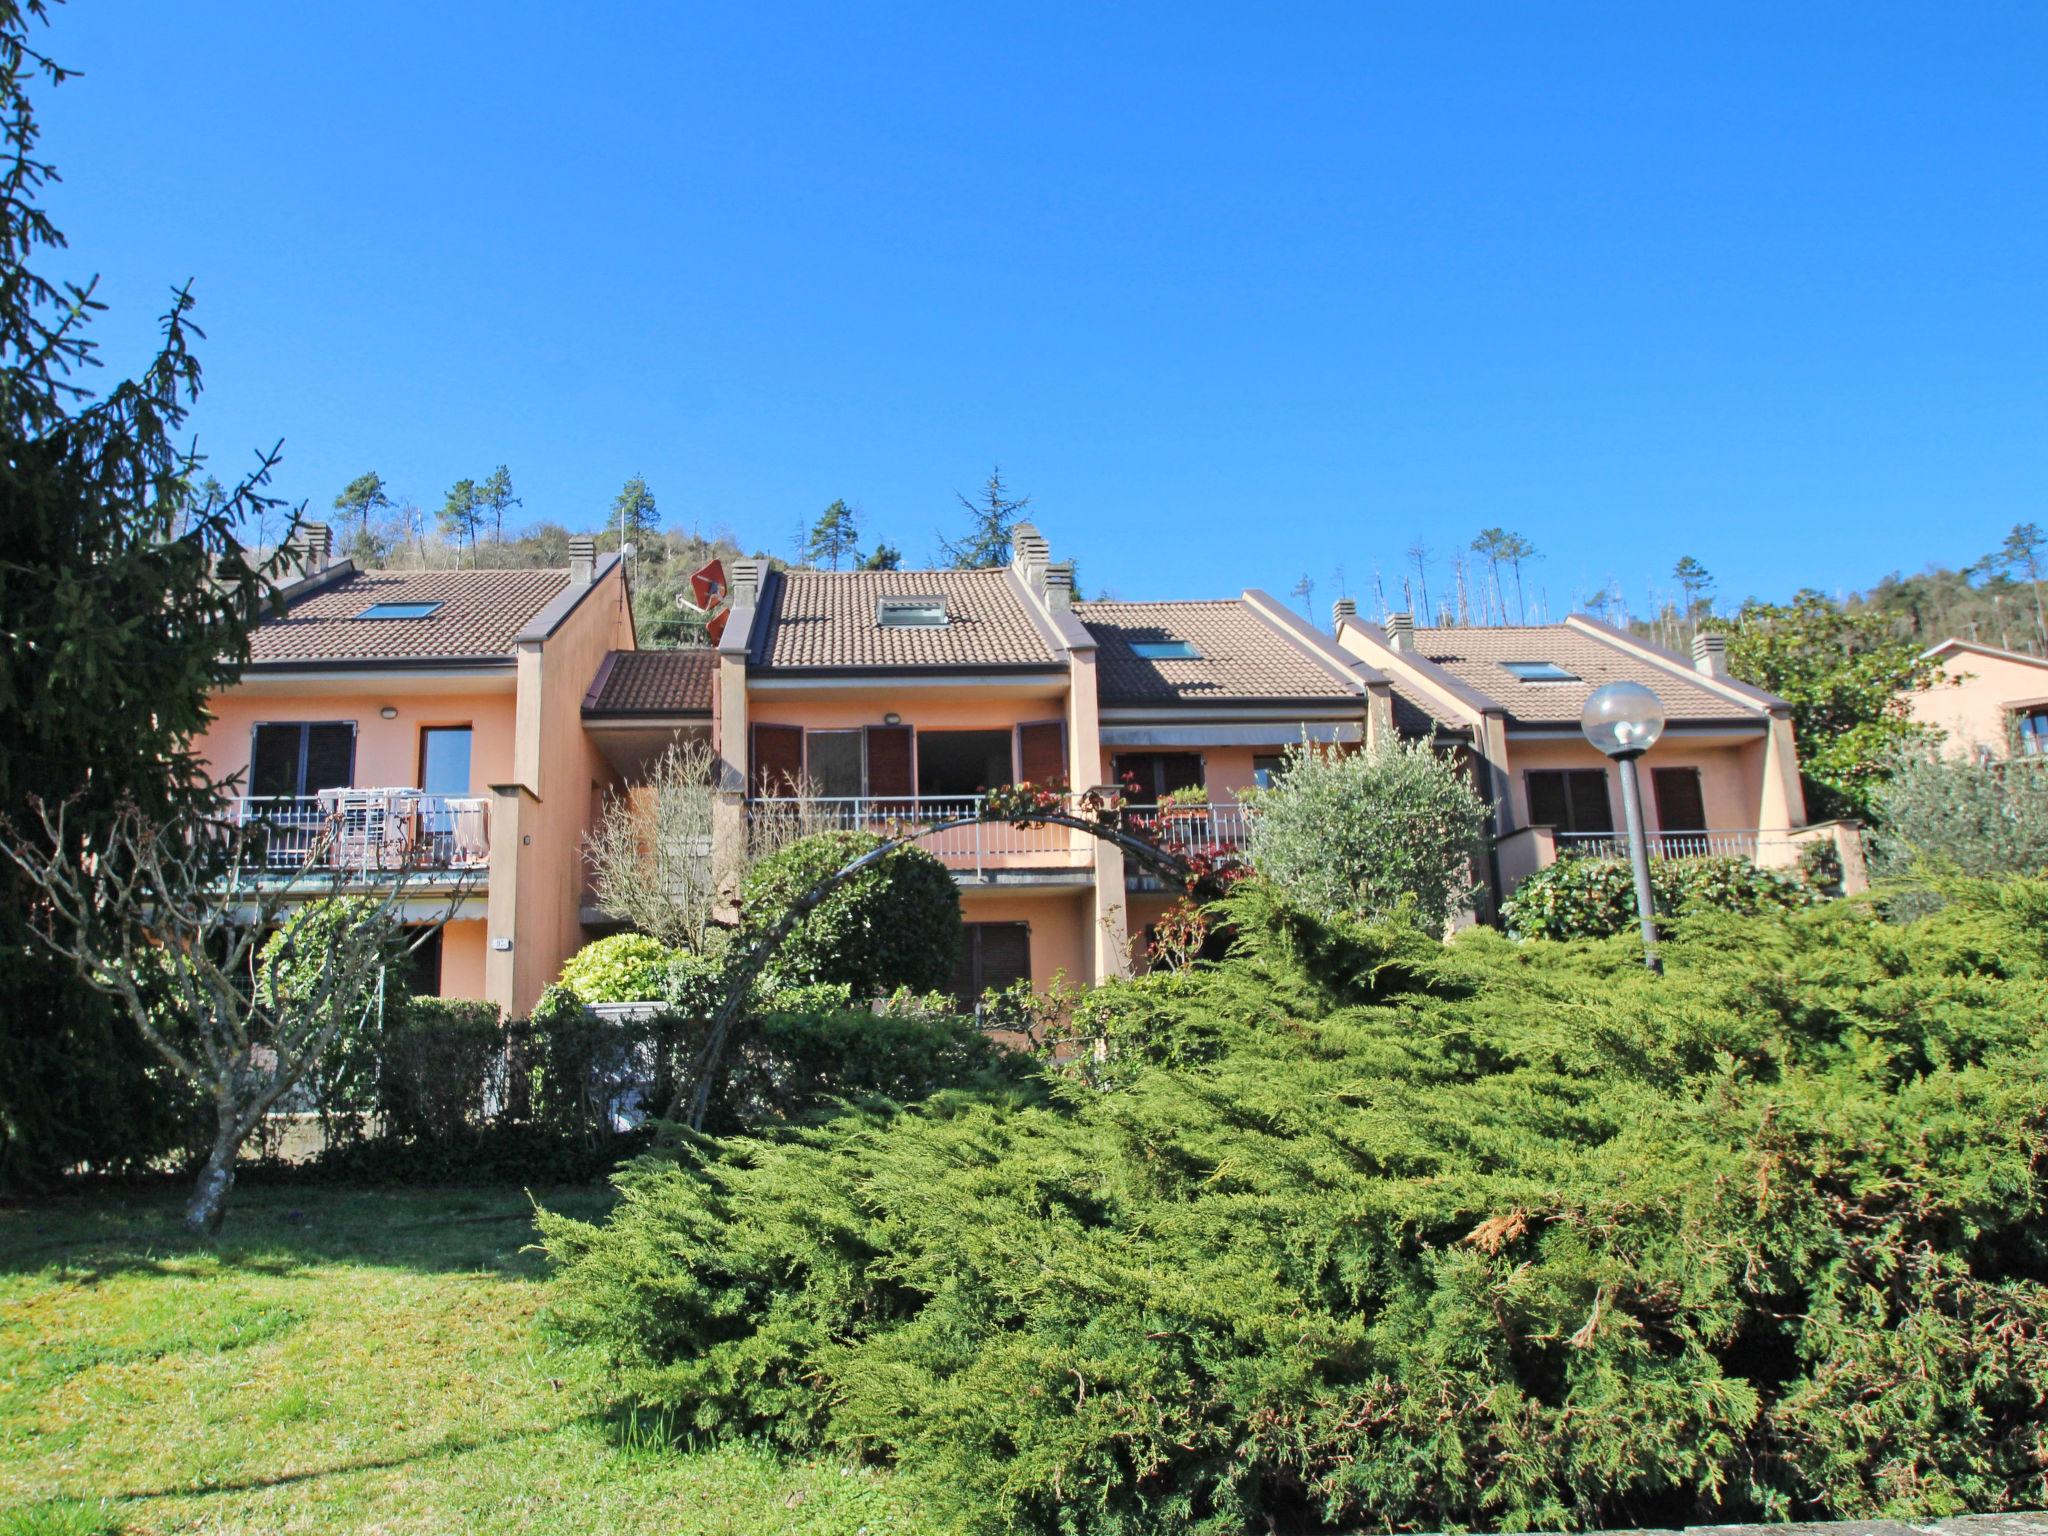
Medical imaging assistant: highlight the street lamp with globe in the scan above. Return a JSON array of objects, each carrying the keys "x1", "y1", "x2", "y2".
[{"x1": 1580, "y1": 680, "x2": 1667, "y2": 973}]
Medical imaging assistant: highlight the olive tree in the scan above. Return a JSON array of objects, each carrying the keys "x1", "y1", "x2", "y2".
[
  {"x1": 1870, "y1": 749, "x2": 2048, "y2": 907},
  {"x1": 0, "y1": 797, "x2": 456, "y2": 1233},
  {"x1": 1244, "y1": 736, "x2": 1489, "y2": 933},
  {"x1": 582, "y1": 740, "x2": 832, "y2": 952}
]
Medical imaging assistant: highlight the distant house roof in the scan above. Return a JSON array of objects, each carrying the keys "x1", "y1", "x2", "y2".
[
  {"x1": 1077, "y1": 598, "x2": 1364, "y2": 706},
  {"x1": 751, "y1": 568, "x2": 1063, "y2": 672},
  {"x1": 1412, "y1": 623, "x2": 1762, "y2": 725},
  {"x1": 248, "y1": 566, "x2": 574, "y2": 664},
  {"x1": 583, "y1": 649, "x2": 716, "y2": 717},
  {"x1": 1921, "y1": 637, "x2": 2048, "y2": 669}
]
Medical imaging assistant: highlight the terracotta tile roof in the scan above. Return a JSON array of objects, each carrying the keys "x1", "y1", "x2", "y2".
[
  {"x1": 1077, "y1": 599, "x2": 1362, "y2": 705},
  {"x1": 584, "y1": 649, "x2": 716, "y2": 716},
  {"x1": 753, "y1": 568, "x2": 1061, "y2": 670},
  {"x1": 1390, "y1": 681, "x2": 1462, "y2": 736},
  {"x1": 1413, "y1": 624, "x2": 1761, "y2": 724},
  {"x1": 249, "y1": 567, "x2": 572, "y2": 662}
]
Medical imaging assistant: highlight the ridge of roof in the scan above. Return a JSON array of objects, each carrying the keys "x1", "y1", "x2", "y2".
[
  {"x1": 1240, "y1": 589, "x2": 1387, "y2": 691},
  {"x1": 1561, "y1": 614, "x2": 1787, "y2": 712},
  {"x1": 1334, "y1": 617, "x2": 1499, "y2": 722}
]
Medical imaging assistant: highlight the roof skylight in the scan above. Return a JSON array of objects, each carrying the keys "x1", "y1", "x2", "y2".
[
  {"x1": 357, "y1": 601, "x2": 443, "y2": 620},
  {"x1": 876, "y1": 596, "x2": 949, "y2": 628},
  {"x1": 1130, "y1": 639, "x2": 1202, "y2": 660},
  {"x1": 1501, "y1": 660, "x2": 1580, "y2": 683}
]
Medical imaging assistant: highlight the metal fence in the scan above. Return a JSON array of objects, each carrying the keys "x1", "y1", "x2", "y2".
[{"x1": 232, "y1": 791, "x2": 492, "y2": 874}]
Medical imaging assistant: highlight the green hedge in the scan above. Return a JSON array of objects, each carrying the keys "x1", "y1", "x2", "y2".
[
  {"x1": 542, "y1": 876, "x2": 2048, "y2": 1533},
  {"x1": 741, "y1": 831, "x2": 961, "y2": 994},
  {"x1": 1500, "y1": 852, "x2": 1823, "y2": 941},
  {"x1": 557, "y1": 933, "x2": 677, "y2": 1003}
]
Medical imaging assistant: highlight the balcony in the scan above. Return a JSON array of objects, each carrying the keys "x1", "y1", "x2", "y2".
[
  {"x1": 1555, "y1": 829, "x2": 1772, "y2": 862},
  {"x1": 232, "y1": 791, "x2": 491, "y2": 879},
  {"x1": 749, "y1": 796, "x2": 1090, "y2": 882},
  {"x1": 1123, "y1": 803, "x2": 1253, "y2": 858}
]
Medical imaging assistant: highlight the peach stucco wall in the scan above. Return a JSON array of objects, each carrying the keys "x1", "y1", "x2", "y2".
[
  {"x1": 493, "y1": 577, "x2": 637, "y2": 1013},
  {"x1": 198, "y1": 690, "x2": 517, "y2": 796},
  {"x1": 1502, "y1": 737, "x2": 1766, "y2": 837},
  {"x1": 1910, "y1": 651, "x2": 2048, "y2": 758},
  {"x1": 439, "y1": 919, "x2": 488, "y2": 998},
  {"x1": 959, "y1": 887, "x2": 1094, "y2": 991}
]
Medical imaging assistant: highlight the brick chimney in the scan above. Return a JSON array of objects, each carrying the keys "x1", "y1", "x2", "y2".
[
  {"x1": 568, "y1": 536, "x2": 596, "y2": 585},
  {"x1": 1692, "y1": 631, "x2": 1729, "y2": 679},
  {"x1": 1385, "y1": 611, "x2": 1416, "y2": 653},
  {"x1": 1332, "y1": 597, "x2": 1358, "y2": 629}
]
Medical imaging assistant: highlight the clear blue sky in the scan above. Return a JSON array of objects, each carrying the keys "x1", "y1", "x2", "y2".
[{"x1": 32, "y1": 2, "x2": 2048, "y2": 614}]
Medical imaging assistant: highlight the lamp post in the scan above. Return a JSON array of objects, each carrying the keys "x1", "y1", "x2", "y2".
[{"x1": 1580, "y1": 680, "x2": 1667, "y2": 974}]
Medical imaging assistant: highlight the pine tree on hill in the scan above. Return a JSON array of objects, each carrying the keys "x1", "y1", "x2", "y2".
[{"x1": 938, "y1": 466, "x2": 1029, "y2": 568}]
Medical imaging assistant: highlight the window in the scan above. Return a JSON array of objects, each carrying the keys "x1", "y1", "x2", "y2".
[
  {"x1": 2017, "y1": 708, "x2": 2048, "y2": 756},
  {"x1": 1130, "y1": 639, "x2": 1202, "y2": 660},
  {"x1": 250, "y1": 722, "x2": 356, "y2": 799},
  {"x1": 419, "y1": 727, "x2": 472, "y2": 798},
  {"x1": 876, "y1": 596, "x2": 948, "y2": 628},
  {"x1": 951, "y1": 922, "x2": 1031, "y2": 1011},
  {"x1": 1252, "y1": 754, "x2": 1288, "y2": 790},
  {"x1": 419, "y1": 727, "x2": 473, "y2": 843},
  {"x1": 1114, "y1": 752, "x2": 1204, "y2": 802},
  {"x1": 1502, "y1": 661, "x2": 1580, "y2": 683},
  {"x1": 918, "y1": 730, "x2": 1013, "y2": 797},
  {"x1": 805, "y1": 729, "x2": 864, "y2": 799},
  {"x1": 1651, "y1": 767, "x2": 1707, "y2": 833},
  {"x1": 1524, "y1": 768, "x2": 1614, "y2": 834},
  {"x1": 399, "y1": 925, "x2": 444, "y2": 997},
  {"x1": 357, "y1": 601, "x2": 442, "y2": 620}
]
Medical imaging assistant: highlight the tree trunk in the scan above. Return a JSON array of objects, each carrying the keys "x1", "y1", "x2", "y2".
[{"x1": 184, "y1": 1111, "x2": 242, "y2": 1236}]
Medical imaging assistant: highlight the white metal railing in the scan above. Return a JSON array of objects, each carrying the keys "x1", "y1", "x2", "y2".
[
  {"x1": 1121, "y1": 802, "x2": 1254, "y2": 858},
  {"x1": 748, "y1": 795, "x2": 1086, "y2": 877},
  {"x1": 1555, "y1": 828, "x2": 1763, "y2": 862},
  {"x1": 233, "y1": 791, "x2": 491, "y2": 875}
]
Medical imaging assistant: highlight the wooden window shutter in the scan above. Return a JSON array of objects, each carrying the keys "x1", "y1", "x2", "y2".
[
  {"x1": 865, "y1": 724, "x2": 915, "y2": 799},
  {"x1": 751, "y1": 724, "x2": 804, "y2": 797},
  {"x1": 1566, "y1": 770, "x2": 1614, "y2": 834},
  {"x1": 1525, "y1": 771, "x2": 1569, "y2": 830},
  {"x1": 1652, "y1": 767, "x2": 1707, "y2": 832},
  {"x1": 1016, "y1": 721, "x2": 1066, "y2": 787},
  {"x1": 978, "y1": 922, "x2": 1032, "y2": 993}
]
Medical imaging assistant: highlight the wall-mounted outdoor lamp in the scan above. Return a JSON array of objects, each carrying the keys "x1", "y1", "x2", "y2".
[
  {"x1": 1580, "y1": 680, "x2": 1666, "y2": 974},
  {"x1": 883, "y1": 712, "x2": 902, "y2": 725},
  {"x1": 379, "y1": 705, "x2": 398, "y2": 718}
]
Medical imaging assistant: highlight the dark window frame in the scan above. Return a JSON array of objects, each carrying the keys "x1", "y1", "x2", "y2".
[
  {"x1": 951, "y1": 921, "x2": 1032, "y2": 1011},
  {"x1": 1524, "y1": 767, "x2": 1614, "y2": 835},
  {"x1": 1113, "y1": 751, "x2": 1207, "y2": 803},
  {"x1": 248, "y1": 720, "x2": 358, "y2": 799}
]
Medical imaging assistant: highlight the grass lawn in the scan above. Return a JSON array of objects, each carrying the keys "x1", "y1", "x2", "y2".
[{"x1": 0, "y1": 1182, "x2": 912, "y2": 1535}]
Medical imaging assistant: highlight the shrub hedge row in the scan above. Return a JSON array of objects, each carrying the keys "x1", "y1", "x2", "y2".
[
  {"x1": 542, "y1": 876, "x2": 2048, "y2": 1534},
  {"x1": 1500, "y1": 853, "x2": 1822, "y2": 941}
]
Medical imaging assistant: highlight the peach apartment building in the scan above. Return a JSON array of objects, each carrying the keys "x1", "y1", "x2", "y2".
[
  {"x1": 201, "y1": 521, "x2": 1843, "y2": 1013},
  {"x1": 1905, "y1": 638, "x2": 2048, "y2": 758},
  {"x1": 197, "y1": 528, "x2": 634, "y2": 1015}
]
